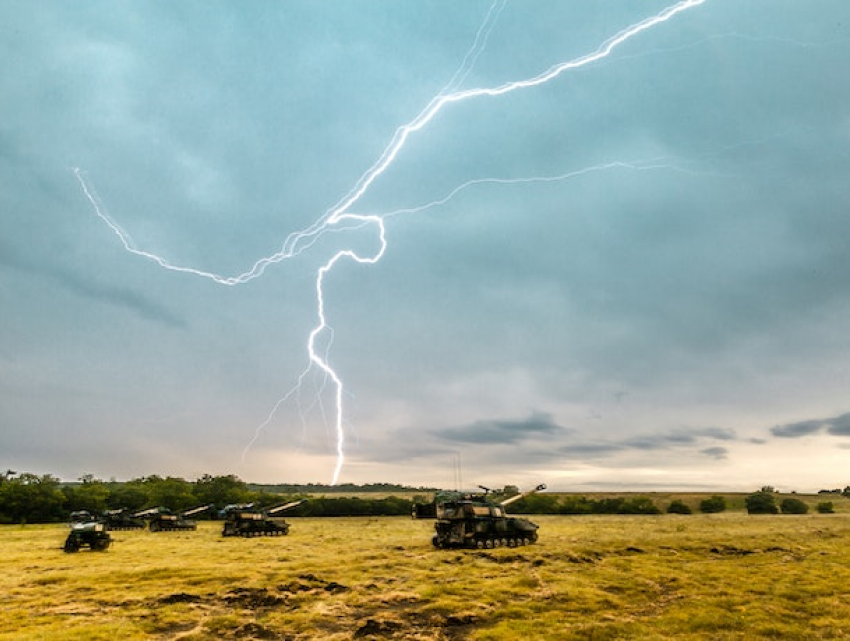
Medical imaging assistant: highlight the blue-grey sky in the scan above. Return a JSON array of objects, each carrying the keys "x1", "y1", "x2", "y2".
[{"x1": 2, "y1": 0, "x2": 850, "y2": 491}]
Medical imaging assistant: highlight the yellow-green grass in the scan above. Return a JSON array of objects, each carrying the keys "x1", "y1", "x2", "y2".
[{"x1": 3, "y1": 514, "x2": 850, "y2": 639}]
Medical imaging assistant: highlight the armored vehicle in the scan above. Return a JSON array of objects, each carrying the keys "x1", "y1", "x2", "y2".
[
  {"x1": 102, "y1": 508, "x2": 146, "y2": 530},
  {"x1": 64, "y1": 511, "x2": 112, "y2": 552},
  {"x1": 423, "y1": 484, "x2": 546, "y2": 549},
  {"x1": 221, "y1": 500, "x2": 305, "y2": 537},
  {"x1": 137, "y1": 505, "x2": 211, "y2": 532}
]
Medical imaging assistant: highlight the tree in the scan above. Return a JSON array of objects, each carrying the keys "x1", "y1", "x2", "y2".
[
  {"x1": 620, "y1": 497, "x2": 661, "y2": 515},
  {"x1": 667, "y1": 499, "x2": 692, "y2": 514},
  {"x1": 193, "y1": 474, "x2": 250, "y2": 508},
  {"x1": 138, "y1": 476, "x2": 196, "y2": 511},
  {"x1": 746, "y1": 491, "x2": 778, "y2": 514},
  {"x1": 817, "y1": 501, "x2": 835, "y2": 514},
  {"x1": 0, "y1": 473, "x2": 65, "y2": 523},
  {"x1": 62, "y1": 475, "x2": 110, "y2": 514},
  {"x1": 699, "y1": 495, "x2": 727, "y2": 514},
  {"x1": 510, "y1": 493, "x2": 560, "y2": 514},
  {"x1": 780, "y1": 497, "x2": 809, "y2": 514},
  {"x1": 106, "y1": 480, "x2": 149, "y2": 511},
  {"x1": 559, "y1": 496, "x2": 595, "y2": 515}
]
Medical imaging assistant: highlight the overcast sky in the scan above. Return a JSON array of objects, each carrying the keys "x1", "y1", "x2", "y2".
[{"x1": 2, "y1": 0, "x2": 850, "y2": 492}]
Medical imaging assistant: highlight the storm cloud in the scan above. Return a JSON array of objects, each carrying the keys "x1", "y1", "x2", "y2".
[
  {"x1": 2, "y1": 1, "x2": 850, "y2": 491},
  {"x1": 771, "y1": 412, "x2": 850, "y2": 439}
]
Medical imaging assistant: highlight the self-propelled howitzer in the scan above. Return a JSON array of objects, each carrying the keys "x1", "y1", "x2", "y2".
[
  {"x1": 102, "y1": 508, "x2": 146, "y2": 531},
  {"x1": 429, "y1": 483, "x2": 546, "y2": 549},
  {"x1": 221, "y1": 499, "x2": 305, "y2": 537},
  {"x1": 140, "y1": 504, "x2": 211, "y2": 532}
]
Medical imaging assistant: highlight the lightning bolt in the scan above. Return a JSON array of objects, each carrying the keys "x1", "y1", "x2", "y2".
[{"x1": 76, "y1": 0, "x2": 707, "y2": 485}]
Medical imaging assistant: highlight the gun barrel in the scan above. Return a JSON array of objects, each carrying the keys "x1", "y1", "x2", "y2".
[
  {"x1": 500, "y1": 483, "x2": 547, "y2": 508},
  {"x1": 182, "y1": 504, "x2": 212, "y2": 517},
  {"x1": 267, "y1": 499, "x2": 306, "y2": 515}
]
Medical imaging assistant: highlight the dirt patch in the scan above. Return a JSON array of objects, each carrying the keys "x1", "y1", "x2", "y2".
[
  {"x1": 233, "y1": 621, "x2": 284, "y2": 639},
  {"x1": 224, "y1": 587, "x2": 287, "y2": 608},
  {"x1": 709, "y1": 545, "x2": 755, "y2": 556},
  {"x1": 544, "y1": 551, "x2": 600, "y2": 564},
  {"x1": 158, "y1": 592, "x2": 203, "y2": 604},
  {"x1": 278, "y1": 574, "x2": 349, "y2": 595},
  {"x1": 277, "y1": 580, "x2": 313, "y2": 594},
  {"x1": 351, "y1": 610, "x2": 483, "y2": 640},
  {"x1": 354, "y1": 617, "x2": 404, "y2": 637},
  {"x1": 473, "y1": 551, "x2": 531, "y2": 564}
]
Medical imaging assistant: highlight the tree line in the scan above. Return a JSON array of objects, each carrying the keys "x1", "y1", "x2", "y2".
[
  {"x1": 2, "y1": 470, "x2": 847, "y2": 523},
  {"x1": 0, "y1": 471, "x2": 441, "y2": 523},
  {"x1": 0, "y1": 471, "x2": 253, "y2": 523}
]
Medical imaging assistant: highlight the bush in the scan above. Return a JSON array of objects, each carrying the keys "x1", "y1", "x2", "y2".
[
  {"x1": 667, "y1": 499, "x2": 692, "y2": 514},
  {"x1": 779, "y1": 498, "x2": 809, "y2": 514},
  {"x1": 699, "y1": 495, "x2": 727, "y2": 514},
  {"x1": 746, "y1": 491, "x2": 778, "y2": 514},
  {"x1": 817, "y1": 501, "x2": 835, "y2": 514},
  {"x1": 558, "y1": 496, "x2": 595, "y2": 515}
]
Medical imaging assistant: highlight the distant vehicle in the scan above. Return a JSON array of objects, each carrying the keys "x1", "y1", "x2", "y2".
[
  {"x1": 64, "y1": 511, "x2": 111, "y2": 552},
  {"x1": 417, "y1": 484, "x2": 546, "y2": 549},
  {"x1": 102, "y1": 508, "x2": 146, "y2": 531},
  {"x1": 221, "y1": 500, "x2": 305, "y2": 537},
  {"x1": 135, "y1": 505, "x2": 211, "y2": 532}
]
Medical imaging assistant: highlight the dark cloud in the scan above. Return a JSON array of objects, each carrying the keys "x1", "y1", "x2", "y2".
[
  {"x1": 771, "y1": 412, "x2": 850, "y2": 439},
  {"x1": 0, "y1": 242, "x2": 184, "y2": 329},
  {"x1": 53, "y1": 271, "x2": 185, "y2": 329},
  {"x1": 560, "y1": 427, "x2": 737, "y2": 460},
  {"x1": 433, "y1": 411, "x2": 566, "y2": 445},
  {"x1": 700, "y1": 447, "x2": 728, "y2": 460},
  {"x1": 561, "y1": 443, "x2": 626, "y2": 458},
  {"x1": 770, "y1": 419, "x2": 825, "y2": 438},
  {"x1": 623, "y1": 427, "x2": 735, "y2": 450},
  {"x1": 825, "y1": 413, "x2": 850, "y2": 437}
]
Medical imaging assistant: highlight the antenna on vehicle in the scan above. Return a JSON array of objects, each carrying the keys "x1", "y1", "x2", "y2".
[{"x1": 452, "y1": 451, "x2": 463, "y2": 491}]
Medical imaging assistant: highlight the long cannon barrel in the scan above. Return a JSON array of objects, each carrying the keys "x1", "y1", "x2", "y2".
[
  {"x1": 267, "y1": 499, "x2": 306, "y2": 515},
  {"x1": 181, "y1": 504, "x2": 213, "y2": 517},
  {"x1": 132, "y1": 507, "x2": 162, "y2": 518},
  {"x1": 500, "y1": 483, "x2": 547, "y2": 509}
]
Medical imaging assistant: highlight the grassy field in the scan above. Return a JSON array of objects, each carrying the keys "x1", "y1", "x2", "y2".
[{"x1": 3, "y1": 512, "x2": 850, "y2": 640}]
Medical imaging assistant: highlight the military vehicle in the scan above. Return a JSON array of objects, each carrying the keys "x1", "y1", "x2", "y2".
[
  {"x1": 418, "y1": 484, "x2": 546, "y2": 549},
  {"x1": 102, "y1": 508, "x2": 146, "y2": 530},
  {"x1": 221, "y1": 500, "x2": 305, "y2": 537},
  {"x1": 64, "y1": 511, "x2": 112, "y2": 552},
  {"x1": 136, "y1": 505, "x2": 211, "y2": 532}
]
